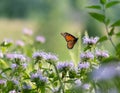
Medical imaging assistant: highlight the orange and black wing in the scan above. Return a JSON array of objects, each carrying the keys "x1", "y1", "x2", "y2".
[{"x1": 61, "y1": 32, "x2": 78, "y2": 49}]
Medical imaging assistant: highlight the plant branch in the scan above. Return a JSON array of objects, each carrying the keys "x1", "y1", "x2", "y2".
[
  {"x1": 102, "y1": 4, "x2": 117, "y2": 51},
  {"x1": 52, "y1": 62, "x2": 65, "y2": 93}
]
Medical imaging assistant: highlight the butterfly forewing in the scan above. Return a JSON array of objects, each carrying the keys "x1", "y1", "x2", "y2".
[
  {"x1": 61, "y1": 32, "x2": 78, "y2": 49},
  {"x1": 61, "y1": 32, "x2": 76, "y2": 42}
]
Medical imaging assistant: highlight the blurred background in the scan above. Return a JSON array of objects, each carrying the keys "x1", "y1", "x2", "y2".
[{"x1": 0, "y1": 0, "x2": 119, "y2": 61}]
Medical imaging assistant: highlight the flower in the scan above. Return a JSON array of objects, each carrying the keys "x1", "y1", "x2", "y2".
[
  {"x1": 9, "y1": 90, "x2": 17, "y2": 93},
  {"x1": 57, "y1": 61, "x2": 74, "y2": 71},
  {"x1": 78, "y1": 62, "x2": 90, "y2": 69},
  {"x1": 3, "y1": 38, "x2": 13, "y2": 43},
  {"x1": 36, "y1": 36, "x2": 46, "y2": 43},
  {"x1": 83, "y1": 36, "x2": 99, "y2": 45},
  {"x1": 15, "y1": 40, "x2": 25, "y2": 47},
  {"x1": 70, "y1": 67, "x2": 78, "y2": 73},
  {"x1": 96, "y1": 49, "x2": 109, "y2": 58},
  {"x1": 33, "y1": 51, "x2": 58, "y2": 61},
  {"x1": 23, "y1": 83, "x2": 31, "y2": 89},
  {"x1": 75, "y1": 79, "x2": 82, "y2": 86},
  {"x1": 45, "y1": 52, "x2": 58, "y2": 61},
  {"x1": 69, "y1": 67, "x2": 78, "y2": 78},
  {"x1": 22, "y1": 63, "x2": 27, "y2": 69},
  {"x1": 1, "y1": 38, "x2": 13, "y2": 46},
  {"x1": 22, "y1": 28, "x2": 33, "y2": 36},
  {"x1": 82, "y1": 83, "x2": 90, "y2": 90},
  {"x1": 11, "y1": 63, "x2": 18, "y2": 69},
  {"x1": 80, "y1": 51, "x2": 94, "y2": 60},
  {"x1": 0, "y1": 79, "x2": 6, "y2": 85},
  {"x1": 11, "y1": 77, "x2": 19, "y2": 85},
  {"x1": 92, "y1": 63, "x2": 118, "y2": 81},
  {"x1": 6, "y1": 53, "x2": 26, "y2": 62},
  {"x1": 32, "y1": 51, "x2": 46, "y2": 59},
  {"x1": 30, "y1": 70, "x2": 48, "y2": 83},
  {"x1": 12, "y1": 78, "x2": 19, "y2": 85}
]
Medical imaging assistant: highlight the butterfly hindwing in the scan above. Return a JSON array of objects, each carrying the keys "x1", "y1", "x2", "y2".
[{"x1": 61, "y1": 32, "x2": 78, "y2": 49}]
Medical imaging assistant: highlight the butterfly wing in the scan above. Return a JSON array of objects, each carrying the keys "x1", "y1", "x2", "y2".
[
  {"x1": 61, "y1": 32, "x2": 78, "y2": 49},
  {"x1": 67, "y1": 40, "x2": 77, "y2": 49}
]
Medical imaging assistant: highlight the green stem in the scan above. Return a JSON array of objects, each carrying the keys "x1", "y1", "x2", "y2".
[
  {"x1": 102, "y1": 4, "x2": 117, "y2": 51},
  {"x1": 52, "y1": 62, "x2": 65, "y2": 93}
]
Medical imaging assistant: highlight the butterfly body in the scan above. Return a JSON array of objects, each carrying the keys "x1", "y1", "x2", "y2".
[{"x1": 61, "y1": 32, "x2": 78, "y2": 49}]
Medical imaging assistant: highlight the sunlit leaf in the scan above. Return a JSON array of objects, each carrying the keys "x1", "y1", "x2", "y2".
[
  {"x1": 115, "y1": 32, "x2": 120, "y2": 37},
  {"x1": 89, "y1": 12, "x2": 105, "y2": 22},
  {"x1": 108, "y1": 27, "x2": 114, "y2": 36},
  {"x1": 98, "y1": 36, "x2": 108, "y2": 43},
  {"x1": 102, "y1": 56, "x2": 119, "y2": 64},
  {"x1": 106, "y1": 1, "x2": 120, "y2": 8},
  {"x1": 86, "y1": 5, "x2": 101, "y2": 10},
  {"x1": 105, "y1": 19, "x2": 110, "y2": 26},
  {"x1": 84, "y1": 46, "x2": 91, "y2": 51},
  {"x1": 1, "y1": 68, "x2": 11, "y2": 74},
  {"x1": 100, "y1": 0, "x2": 107, "y2": 4},
  {"x1": 0, "y1": 59, "x2": 9, "y2": 68},
  {"x1": 111, "y1": 20, "x2": 120, "y2": 27},
  {"x1": 0, "y1": 41, "x2": 12, "y2": 47}
]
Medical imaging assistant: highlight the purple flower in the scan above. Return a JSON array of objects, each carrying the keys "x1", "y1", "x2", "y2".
[
  {"x1": 22, "y1": 28, "x2": 33, "y2": 36},
  {"x1": 30, "y1": 70, "x2": 48, "y2": 83},
  {"x1": 45, "y1": 53, "x2": 58, "y2": 61},
  {"x1": 9, "y1": 90, "x2": 16, "y2": 93},
  {"x1": 78, "y1": 62, "x2": 90, "y2": 69},
  {"x1": 83, "y1": 36, "x2": 99, "y2": 45},
  {"x1": 16, "y1": 40, "x2": 25, "y2": 47},
  {"x1": 6, "y1": 53, "x2": 26, "y2": 61},
  {"x1": 0, "y1": 79, "x2": 6, "y2": 85},
  {"x1": 22, "y1": 63, "x2": 27, "y2": 69},
  {"x1": 23, "y1": 83, "x2": 31, "y2": 89},
  {"x1": 96, "y1": 50, "x2": 109, "y2": 58},
  {"x1": 11, "y1": 63, "x2": 18, "y2": 69},
  {"x1": 36, "y1": 36, "x2": 46, "y2": 43},
  {"x1": 70, "y1": 67, "x2": 78, "y2": 73},
  {"x1": 32, "y1": 51, "x2": 46, "y2": 59},
  {"x1": 82, "y1": 83, "x2": 90, "y2": 90},
  {"x1": 57, "y1": 61, "x2": 74, "y2": 71},
  {"x1": 75, "y1": 79, "x2": 82, "y2": 86},
  {"x1": 12, "y1": 78, "x2": 19, "y2": 85},
  {"x1": 3, "y1": 38, "x2": 13, "y2": 43},
  {"x1": 33, "y1": 51, "x2": 58, "y2": 61},
  {"x1": 80, "y1": 51, "x2": 94, "y2": 60},
  {"x1": 92, "y1": 63, "x2": 119, "y2": 81}
]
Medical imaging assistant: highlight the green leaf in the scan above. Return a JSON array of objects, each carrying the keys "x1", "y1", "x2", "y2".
[
  {"x1": 105, "y1": 19, "x2": 110, "y2": 26},
  {"x1": 1, "y1": 68, "x2": 11, "y2": 74},
  {"x1": 106, "y1": 1, "x2": 120, "y2": 8},
  {"x1": 84, "y1": 46, "x2": 91, "y2": 51},
  {"x1": 89, "y1": 12, "x2": 105, "y2": 22},
  {"x1": 0, "y1": 41, "x2": 12, "y2": 47},
  {"x1": 0, "y1": 59, "x2": 9, "y2": 68},
  {"x1": 98, "y1": 36, "x2": 108, "y2": 43},
  {"x1": 86, "y1": 5, "x2": 101, "y2": 10},
  {"x1": 100, "y1": 0, "x2": 107, "y2": 4},
  {"x1": 115, "y1": 32, "x2": 120, "y2": 37},
  {"x1": 102, "y1": 56, "x2": 119, "y2": 64},
  {"x1": 111, "y1": 20, "x2": 120, "y2": 27},
  {"x1": 108, "y1": 27, "x2": 114, "y2": 36}
]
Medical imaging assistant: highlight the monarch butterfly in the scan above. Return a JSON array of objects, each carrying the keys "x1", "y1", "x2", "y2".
[{"x1": 61, "y1": 32, "x2": 78, "y2": 49}]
